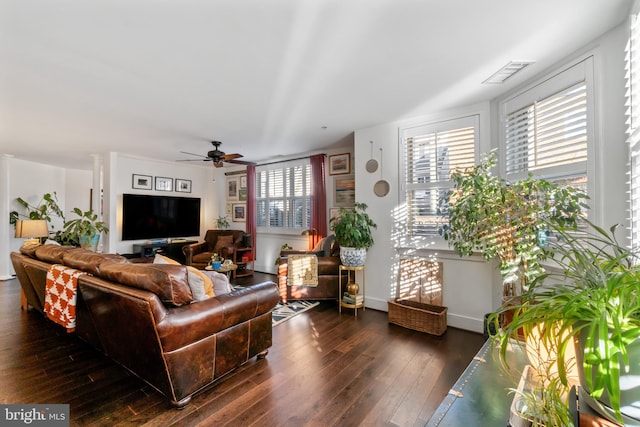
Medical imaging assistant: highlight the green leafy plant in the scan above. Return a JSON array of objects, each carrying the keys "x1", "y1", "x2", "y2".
[
  {"x1": 60, "y1": 208, "x2": 109, "y2": 247},
  {"x1": 440, "y1": 149, "x2": 588, "y2": 296},
  {"x1": 330, "y1": 203, "x2": 377, "y2": 249},
  {"x1": 9, "y1": 192, "x2": 65, "y2": 232},
  {"x1": 216, "y1": 215, "x2": 230, "y2": 229},
  {"x1": 489, "y1": 221, "x2": 640, "y2": 424}
]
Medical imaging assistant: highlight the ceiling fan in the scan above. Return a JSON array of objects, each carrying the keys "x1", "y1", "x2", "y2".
[{"x1": 178, "y1": 141, "x2": 255, "y2": 168}]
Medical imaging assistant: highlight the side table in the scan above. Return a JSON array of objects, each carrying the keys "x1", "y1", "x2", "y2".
[
  {"x1": 338, "y1": 265, "x2": 365, "y2": 317},
  {"x1": 205, "y1": 263, "x2": 237, "y2": 278}
]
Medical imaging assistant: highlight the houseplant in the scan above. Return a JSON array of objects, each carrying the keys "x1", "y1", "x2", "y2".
[
  {"x1": 60, "y1": 208, "x2": 109, "y2": 250},
  {"x1": 330, "y1": 202, "x2": 377, "y2": 267},
  {"x1": 9, "y1": 192, "x2": 65, "y2": 238},
  {"x1": 440, "y1": 149, "x2": 588, "y2": 297},
  {"x1": 489, "y1": 221, "x2": 640, "y2": 425},
  {"x1": 216, "y1": 215, "x2": 230, "y2": 229}
]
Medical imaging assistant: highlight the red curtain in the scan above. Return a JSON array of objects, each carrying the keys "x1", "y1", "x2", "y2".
[
  {"x1": 310, "y1": 154, "x2": 327, "y2": 249},
  {"x1": 246, "y1": 165, "x2": 256, "y2": 258}
]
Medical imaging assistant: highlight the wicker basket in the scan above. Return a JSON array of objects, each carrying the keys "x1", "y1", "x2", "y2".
[{"x1": 388, "y1": 299, "x2": 447, "y2": 336}]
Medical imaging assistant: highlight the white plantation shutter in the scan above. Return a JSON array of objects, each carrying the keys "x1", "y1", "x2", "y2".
[
  {"x1": 256, "y1": 159, "x2": 311, "y2": 230},
  {"x1": 503, "y1": 57, "x2": 592, "y2": 199},
  {"x1": 628, "y1": 11, "x2": 640, "y2": 249},
  {"x1": 402, "y1": 115, "x2": 478, "y2": 235},
  {"x1": 505, "y1": 82, "x2": 587, "y2": 175}
]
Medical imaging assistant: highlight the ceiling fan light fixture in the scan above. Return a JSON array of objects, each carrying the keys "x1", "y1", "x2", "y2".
[{"x1": 483, "y1": 60, "x2": 535, "y2": 84}]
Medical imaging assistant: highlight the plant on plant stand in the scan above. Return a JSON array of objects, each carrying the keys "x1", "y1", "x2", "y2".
[
  {"x1": 489, "y1": 221, "x2": 640, "y2": 426},
  {"x1": 330, "y1": 202, "x2": 377, "y2": 267},
  {"x1": 440, "y1": 149, "x2": 588, "y2": 300},
  {"x1": 61, "y1": 208, "x2": 109, "y2": 251}
]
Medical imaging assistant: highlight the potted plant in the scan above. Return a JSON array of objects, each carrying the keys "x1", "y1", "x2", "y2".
[
  {"x1": 216, "y1": 215, "x2": 230, "y2": 229},
  {"x1": 9, "y1": 192, "x2": 65, "y2": 239},
  {"x1": 330, "y1": 202, "x2": 377, "y2": 267},
  {"x1": 61, "y1": 208, "x2": 109, "y2": 250},
  {"x1": 489, "y1": 221, "x2": 640, "y2": 425},
  {"x1": 440, "y1": 149, "x2": 588, "y2": 298}
]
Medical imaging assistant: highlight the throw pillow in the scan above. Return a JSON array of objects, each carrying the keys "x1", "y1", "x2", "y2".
[
  {"x1": 202, "y1": 270, "x2": 233, "y2": 296},
  {"x1": 213, "y1": 235, "x2": 234, "y2": 253},
  {"x1": 153, "y1": 254, "x2": 214, "y2": 300},
  {"x1": 186, "y1": 267, "x2": 215, "y2": 299},
  {"x1": 153, "y1": 253, "x2": 179, "y2": 265}
]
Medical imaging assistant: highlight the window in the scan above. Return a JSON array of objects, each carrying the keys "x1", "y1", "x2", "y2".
[
  {"x1": 629, "y1": 11, "x2": 640, "y2": 250},
  {"x1": 502, "y1": 58, "x2": 592, "y2": 197},
  {"x1": 401, "y1": 115, "x2": 478, "y2": 235},
  {"x1": 256, "y1": 159, "x2": 311, "y2": 231}
]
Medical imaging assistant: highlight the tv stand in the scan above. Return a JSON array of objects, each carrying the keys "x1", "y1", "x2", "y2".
[{"x1": 132, "y1": 240, "x2": 197, "y2": 264}]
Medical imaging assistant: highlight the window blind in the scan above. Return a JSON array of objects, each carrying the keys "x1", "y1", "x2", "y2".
[
  {"x1": 402, "y1": 116, "x2": 478, "y2": 235},
  {"x1": 628, "y1": 12, "x2": 640, "y2": 249},
  {"x1": 256, "y1": 159, "x2": 311, "y2": 230},
  {"x1": 505, "y1": 82, "x2": 588, "y2": 176}
]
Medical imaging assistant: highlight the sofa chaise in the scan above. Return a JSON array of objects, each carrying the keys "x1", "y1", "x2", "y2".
[{"x1": 11, "y1": 244, "x2": 279, "y2": 408}]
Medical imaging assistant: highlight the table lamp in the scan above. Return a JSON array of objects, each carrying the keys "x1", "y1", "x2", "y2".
[{"x1": 15, "y1": 219, "x2": 49, "y2": 247}]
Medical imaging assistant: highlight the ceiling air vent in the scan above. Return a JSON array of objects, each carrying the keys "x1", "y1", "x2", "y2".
[{"x1": 483, "y1": 61, "x2": 535, "y2": 84}]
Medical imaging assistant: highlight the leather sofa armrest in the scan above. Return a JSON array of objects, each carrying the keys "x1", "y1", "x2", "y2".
[
  {"x1": 156, "y1": 282, "x2": 279, "y2": 351},
  {"x1": 182, "y1": 241, "x2": 209, "y2": 265}
]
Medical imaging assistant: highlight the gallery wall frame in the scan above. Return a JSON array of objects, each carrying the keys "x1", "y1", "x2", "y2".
[
  {"x1": 232, "y1": 203, "x2": 246, "y2": 222},
  {"x1": 175, "y1": 178, "x2": 192, "y2": 193},
  {"x1": 227, "y1": 177, "x2": 239, "y2": 201},
  {"x1": 132, "y1": 174, "x2": 152, "y2": 190},
  {"x1": 334, "y1": 175, "x2": 355, "y2": 207},
  {"x1": 155, "y1": 176, "x2": 173, "y2": 192},
  {"x1": 329, "y1": 153, "x2": 351, "y2": 175}
]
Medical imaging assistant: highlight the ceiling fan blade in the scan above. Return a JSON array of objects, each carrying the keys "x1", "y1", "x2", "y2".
[
  {"x1": 176, "y1": 158, "x2": 211, "y2": 162},
  {"x1": 226, "y1": 158, "x2": 256, "y2": 166},
  {"x1": 180, "y1": 150, "x2": 209, "y2": 159},
  {"x1": 221, "y1": 153, "x2": 243, "y2": 161}
]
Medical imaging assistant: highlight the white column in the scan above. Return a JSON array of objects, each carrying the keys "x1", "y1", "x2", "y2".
[
  {"x1": 91, "y1": 154, "x2": 103, "y2": 252},
  {"x1": 0, "y1": 154, "x2": 14, "y2": 280}
]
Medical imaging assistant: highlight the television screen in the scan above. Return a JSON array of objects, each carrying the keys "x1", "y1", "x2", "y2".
[{"x1": 122, "y1": 194, "x2": 201, "y2": 241}]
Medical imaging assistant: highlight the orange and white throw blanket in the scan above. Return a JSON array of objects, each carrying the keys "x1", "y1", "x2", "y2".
[{"x1": 44, "y1": 264, "x2": 87, "y2": 332}]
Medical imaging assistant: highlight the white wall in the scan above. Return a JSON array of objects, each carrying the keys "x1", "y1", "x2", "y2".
[
  {"x1": 354, "y1": 22, "x2": 629, "y2": 333},
  {"x1": 3, "y1": 158, "x2": 67, "y2": 276}
]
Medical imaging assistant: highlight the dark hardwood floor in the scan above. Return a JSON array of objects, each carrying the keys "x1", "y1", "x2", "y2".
[{"x1": 0, "y1": 271, "x2": 486, "y2": 426}]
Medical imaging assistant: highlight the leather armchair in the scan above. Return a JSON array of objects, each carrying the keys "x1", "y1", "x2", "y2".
[
  {"x1": 183, "y1": 230, "x2": 245, "y2": 269},
  {"x1": 277, "y1": 235, "x2": 347, "y2": 303}
]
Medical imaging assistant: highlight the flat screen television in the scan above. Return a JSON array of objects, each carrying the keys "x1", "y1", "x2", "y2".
[{"x1": 122, "y1": 194, "x2": 201, "y2": 241}]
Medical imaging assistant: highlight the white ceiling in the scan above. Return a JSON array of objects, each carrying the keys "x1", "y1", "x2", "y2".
[{"x1": 0, "y1": 0, "x2": 633, "y2": 169}]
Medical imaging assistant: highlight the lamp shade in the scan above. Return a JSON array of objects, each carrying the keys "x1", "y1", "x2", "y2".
[{"x1": 15, "y1": 220, "x2": 49, "y2": 239}]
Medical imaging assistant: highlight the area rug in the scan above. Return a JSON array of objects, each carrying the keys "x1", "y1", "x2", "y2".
[{"x1": 271, "y1": 300, "x2": 319, "y2": 327}]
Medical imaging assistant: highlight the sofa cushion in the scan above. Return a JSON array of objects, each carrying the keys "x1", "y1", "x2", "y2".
[
  {"x1": 63, "y1": 248, "x2": 129, "y2": 275},
  {"x1": 33, "y1": 244, "x2": 76, "y2": 264},
  {"x1": 153, "y1": 254, "x2": 214, "y2": 300},
  {"x1": 98, "y1": 262, "x2": 193, "y2": 306}
]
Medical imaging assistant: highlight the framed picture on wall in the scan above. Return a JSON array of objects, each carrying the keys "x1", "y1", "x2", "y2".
[
  {"x1": 175, "y1": 179, "x2": 192, "y2": 193},
  {"x1": 155, "y1": 176, "x2": 173, "y2": 192},
  {"x1": 232, "y1": 203, "x2": 246, "y2": 222},
  {"x1": 329, "y1": 153, "x2": 351, "y2": 175},
  {"x1": 334, "y1": 176, "x2": 355, "y2": 206},
  {"x1": 227, "y1": 178, "x2": 239, "y2": 201},
  {"x1": 132, "y1": 174, "x2": 152, "y2": 190}
]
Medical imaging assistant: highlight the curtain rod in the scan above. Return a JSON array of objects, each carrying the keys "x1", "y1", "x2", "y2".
[
  {"x1": 224, "y1": 153, "x2": 326, "y2": 175},
  {"x1": 257, "y1": 153, "x2": 326, "y2": 167}
]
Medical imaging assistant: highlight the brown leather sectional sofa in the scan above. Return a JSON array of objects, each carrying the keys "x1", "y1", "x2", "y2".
[{"x1": 11, "y1": 244, "x2": 279, "y2": 408}]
